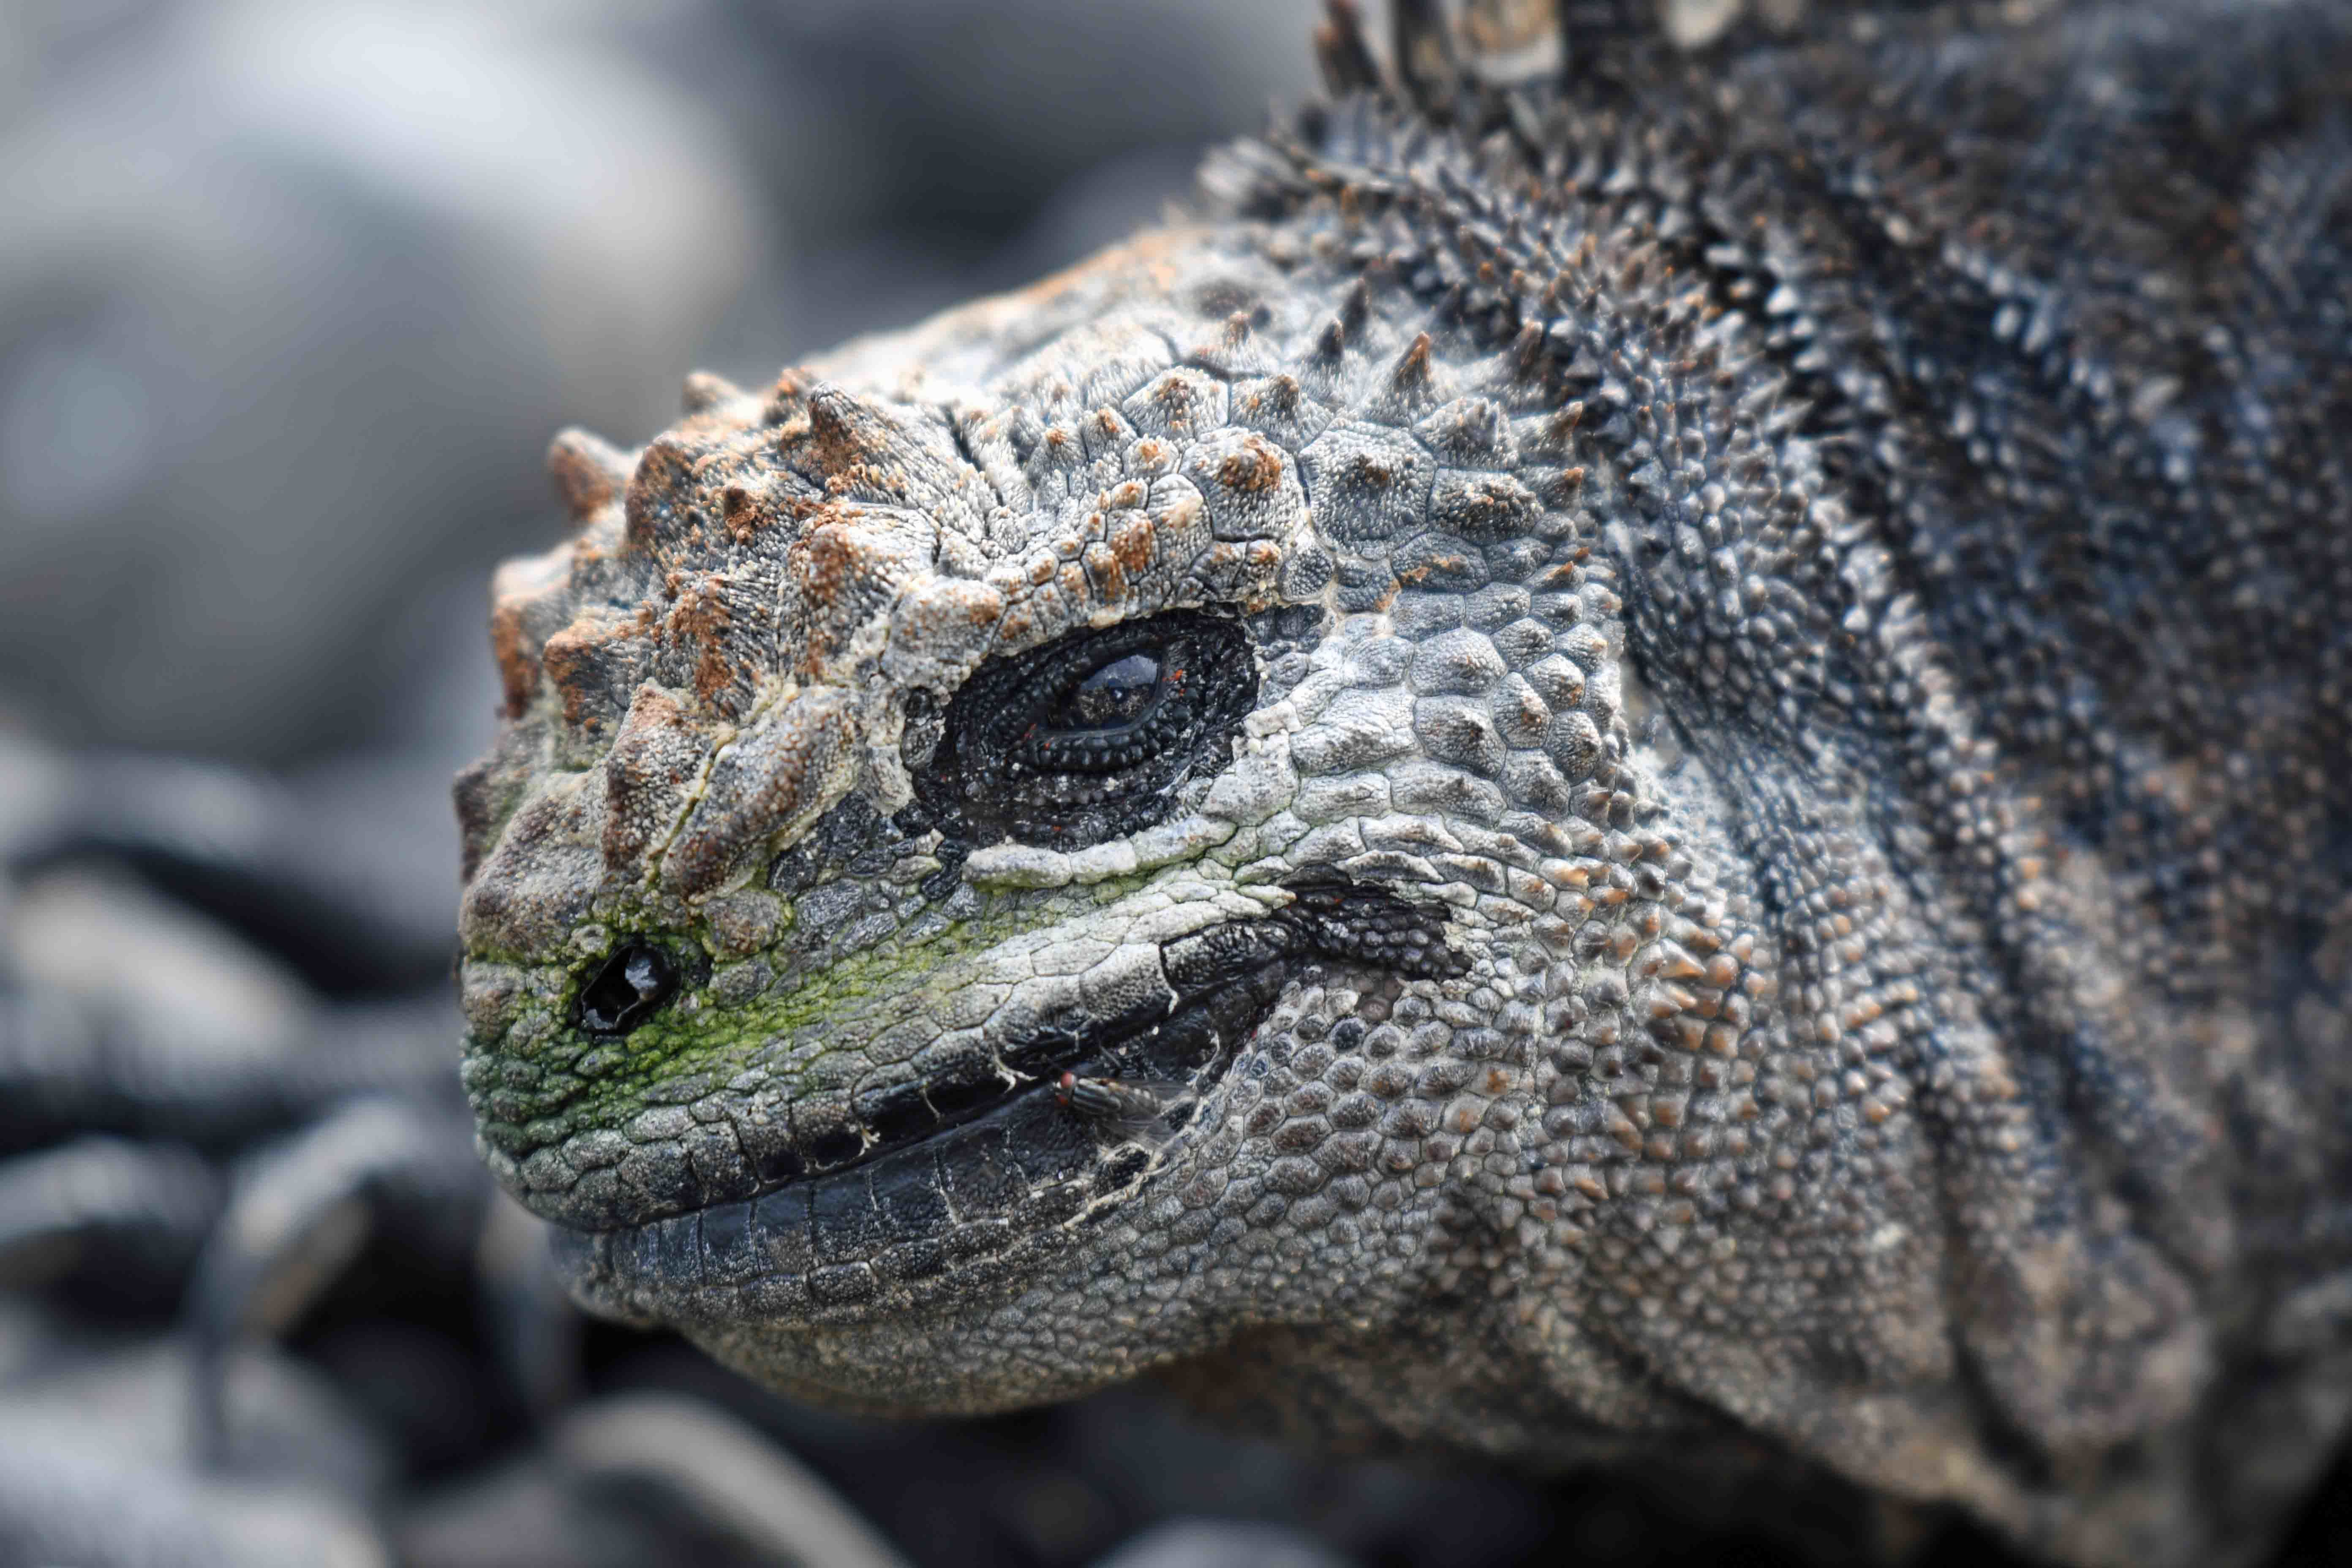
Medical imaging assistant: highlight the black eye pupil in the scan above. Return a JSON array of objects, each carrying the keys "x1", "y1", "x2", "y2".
[
  {"x1": 577, "y1": 940, "x2": 678, "y2": 1036},
  {"x1": 1058, "y1": 651, "x2": 1161, "y2": 730}
]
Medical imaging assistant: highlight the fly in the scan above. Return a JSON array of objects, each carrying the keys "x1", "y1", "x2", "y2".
[{"x1": 1053, "y1": 1070, "x2": 1198, "y2": 1149}]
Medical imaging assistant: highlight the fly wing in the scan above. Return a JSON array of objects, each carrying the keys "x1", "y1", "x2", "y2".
[{"x1": 1059, "y1": 1076, "x2": 1202, "y2": 1150}]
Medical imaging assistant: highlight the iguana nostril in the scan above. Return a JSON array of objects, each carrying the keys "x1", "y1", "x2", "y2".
[{"x1": 574, "y1": 941, "x2": 678, "y2": 1036}]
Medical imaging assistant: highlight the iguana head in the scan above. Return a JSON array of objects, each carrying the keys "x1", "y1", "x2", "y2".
[{"x1": 450, "y1": 185, "x2": 1712, "y2": 1411}]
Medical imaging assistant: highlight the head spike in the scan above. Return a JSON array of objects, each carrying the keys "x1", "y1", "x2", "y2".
[
  {"x1": 1393, "y1": 332, "x2": 1435, "y2": 395},
  {"x1": 1539, "y1": 466, "x2": 1587, "y2": 508},
  {"x1": 1367, "y1": 330, "x2": 1443, "y2": 422},
  {"x1": 1187, "y1": 310, "x2": 1277, "y2": 378},
  {"x1": 623, "y1": 433, "x2": 700, "y2": 552},
  {"x1": 1390, "y1": 0, "x2": 1461, "y2": 119},
  {"x1": 1310, "y1": 317, "x2": 1348, "y2": 370},
  {"x1": 545, "y1": 428, "x2": 631, "y2": 522},
  {"x1": 1300, "y1": 317, "x2": 1349, "y2": 403},
  {"x1": 680, "y1": 370, "x2": 744, "y2": 414},
  {"x1": 805, "y1": 383, "x2": 880, "y2": 458},
  {"x1": 788, "y1": 382, "x2": 988, "y2": 532},
  {"x1": 486, "y1": 549, "x2": 572, "y2": 719},
  {"x1": 1340, "y1": 276, "x2": 1374, "y2": 341},
  {"x1": 1510, "y1": 320, "x2": 1548, "y2": 383},
  {"x1": 800, "y1": 383, "x2": 920, "y2": 499},
  {"x1": 1457, "y1": 0, "x2": 1565, "y2": 86},
  {"x1": 1436, "y1": 279, "x2": 1473, "y2": 328},
  {"x1": 762, "y1": 375, "x2": 809, "y2": 429},
  {"x1": 1314, "y1": 0, "x2": 1383, "y2": 95}
]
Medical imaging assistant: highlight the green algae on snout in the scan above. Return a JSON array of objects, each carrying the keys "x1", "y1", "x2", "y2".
[
  {"x1": 464, "y1": 855, "x2": 1216, "y2": 1162},
  {"x1": 539, "y1": 896, "x2": 1050, "y2": 1127}
]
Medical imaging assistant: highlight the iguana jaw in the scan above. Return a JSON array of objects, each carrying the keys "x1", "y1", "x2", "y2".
[
  {"x1": 531, "y1": 933, "x2": 1457, "y2": 1420},
  {"x1": 475, "y1": 868, "x2": 1463, "y2": 1342},
  {"x1": 509, "y1": 945, "x2": 1277, "y2": 1309}
]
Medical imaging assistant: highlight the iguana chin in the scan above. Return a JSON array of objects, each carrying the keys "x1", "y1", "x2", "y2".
[{"x1": 450, "y1": 3, "x2": 2352, "y2": 1562}]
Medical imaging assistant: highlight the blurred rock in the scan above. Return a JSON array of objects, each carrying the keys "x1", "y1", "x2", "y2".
[
  {"x1": 0, "y1": 1302, "x2": 368, "y2": 1478},
  {"x1": 1092, "y1": 1520, "x2": 1358, "y2": 1568},
  {"x1": 0, "y1": 0, "x2": 754, "y2": 760},
  {"x1": 0, "y1": 0, "x2": 1308, "y2": 766}
]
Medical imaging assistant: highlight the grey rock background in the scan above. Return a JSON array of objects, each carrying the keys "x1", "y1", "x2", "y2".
[{"x1": 0, "y1": 0, "x2": 1310, "y2": 772}]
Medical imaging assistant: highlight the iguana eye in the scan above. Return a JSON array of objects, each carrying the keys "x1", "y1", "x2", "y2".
[
  {"x1": 1054, "y1": 651, "x2": 1162, "y2": 731},
  {"x1": 574, "y1": 940, "x2": 677, "y2": 1036},
  {"x1": 915, "y1": 611, "x2": 1256, "y2": 850}
]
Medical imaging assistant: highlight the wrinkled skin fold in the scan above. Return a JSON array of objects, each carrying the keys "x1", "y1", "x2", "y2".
[{"x1": 453, "y1": 4, "x2": 2352, "y2": 1565}]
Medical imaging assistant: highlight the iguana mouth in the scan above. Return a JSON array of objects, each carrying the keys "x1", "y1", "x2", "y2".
[
  {"x1": 738, "y1": 948, "x2": 1294, "y2": 1200},
  {"x1": 552, "y1": 873, "x2": 1467, "y2": 1324}
]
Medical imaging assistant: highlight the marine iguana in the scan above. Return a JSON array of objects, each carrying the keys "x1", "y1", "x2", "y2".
[{"x1": 451, "y1": 3, "x2": 2352, "y2": 1561}]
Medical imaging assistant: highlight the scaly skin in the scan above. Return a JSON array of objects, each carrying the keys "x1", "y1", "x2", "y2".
[{"x1": 453, "y1": 4, "x2": 2352, "y2": 1563}]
